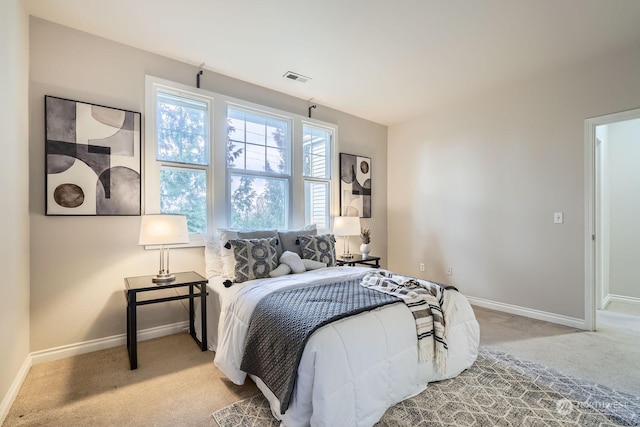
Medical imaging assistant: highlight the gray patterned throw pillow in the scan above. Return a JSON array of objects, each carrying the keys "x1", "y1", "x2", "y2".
[
  {"x1": 298, "y1": 234, "x2": 336, "y2": 266},
  {"x1": 229, "y1": 238, "x2": 278, "y2": 283}
]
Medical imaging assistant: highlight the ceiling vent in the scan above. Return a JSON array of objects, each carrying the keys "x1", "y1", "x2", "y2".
[{"x1": 283, "y1": 71, "x2": 311, "y2": 83}]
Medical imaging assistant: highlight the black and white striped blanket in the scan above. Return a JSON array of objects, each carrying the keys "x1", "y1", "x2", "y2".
[{"x1": 361, "y1": 271, "x2": 456, "y2": 373}]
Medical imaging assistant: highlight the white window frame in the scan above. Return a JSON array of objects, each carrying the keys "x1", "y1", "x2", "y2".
[
  {"x1": 144, "y1": 76, "x2": 214, "y2": 246},
  {"x1": 302, "y1": 121, "x2": 334, "y2": 230},
  {"x1": 144, "y1": 75, "x2": 338, "y2": 244},
  {"x1": 222, "y1": 100, "x2": 338, "y2": 232},
  {"x1": 226, "y1": 103, "x2": 294, "y2": 229}
]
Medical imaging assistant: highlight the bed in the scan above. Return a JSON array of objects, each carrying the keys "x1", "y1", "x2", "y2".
[{"x1": 195, "y1": 229, "x2": 479, "y2": 426}]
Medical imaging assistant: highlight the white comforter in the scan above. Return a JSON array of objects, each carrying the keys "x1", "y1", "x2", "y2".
[{"x1": 211, "y1": 267, "x2": 480, "y2": 427}]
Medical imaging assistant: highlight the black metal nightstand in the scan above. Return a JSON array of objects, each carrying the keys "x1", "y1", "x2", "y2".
[
  {"x1": 336, "y1": 254, "x2": 381, "y2": 268},
  {"x1": 124, "y1": 271, "x2": 208, "y2": 370}
]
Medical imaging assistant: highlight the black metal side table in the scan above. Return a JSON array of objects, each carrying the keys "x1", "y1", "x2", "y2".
[
  {"x1": 124, "y1": 271, "x2": 208, "y2": 370},
  {"x1": 336, "y1": 254, "x2": 381, "y2": 268}
]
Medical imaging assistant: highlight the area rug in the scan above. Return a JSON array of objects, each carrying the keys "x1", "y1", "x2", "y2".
[{"x1": 212, "y1": 347, "x2": 640, "y2": 426}]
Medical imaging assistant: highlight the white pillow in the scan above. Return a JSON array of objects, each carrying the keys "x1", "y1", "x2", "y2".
[
  {"x1": 302, "y1": 258, "x2": 328, "y2": 271},
  {"x1": 204, "y1": 232, "x2": 224, "y2": 279},
  {"x1": 269, "y1": 263, "x2": 292, "y2": 278},
  {"x1": 280, "y1": 251, "x2": 306, "y2": 274},
  {"x1": 217, "y1": 228, "x2": 239, "y2": 278}
]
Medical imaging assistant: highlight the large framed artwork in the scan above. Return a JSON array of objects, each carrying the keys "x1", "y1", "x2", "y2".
[
  {"x1": 45, "y1": 96, "x2": 142, "y2": 216},
  {"x1": 340, "y1": 153, "x2": 371, "y2": 218}
]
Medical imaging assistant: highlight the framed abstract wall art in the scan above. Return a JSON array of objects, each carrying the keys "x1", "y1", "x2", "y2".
[
  {"x1": 45, "y1": 96, "x2": 141, "y2": 216},
  {"x1": 340, "y1": 153, "x2": 371, "y2": 218}
]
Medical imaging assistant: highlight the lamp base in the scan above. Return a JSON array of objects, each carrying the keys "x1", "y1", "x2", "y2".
[{"x1": 152, "y1": 273, "x2": 176, "y2": 283}]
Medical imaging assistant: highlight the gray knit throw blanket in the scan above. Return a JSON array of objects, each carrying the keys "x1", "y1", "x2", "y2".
[{"x1": 361, "y1": 271, "x2": 455, "y2": 373}]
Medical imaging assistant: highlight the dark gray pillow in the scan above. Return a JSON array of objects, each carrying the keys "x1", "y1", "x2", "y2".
[
  {"x1": 298, "y1": 234, "x2": 336, "y2": 266},
  {"x1": 229, "y1": 237, "x2": 278, "y2": 283},
  {"x1": 236, "y1": 230, "x2": 279, "y2": 257},
  {"x1": 278, "y1": 226, "x2": 317, "y2": 258},
  {"x1": 237, "y1": 229, "x2": 278, "y2": 240}
]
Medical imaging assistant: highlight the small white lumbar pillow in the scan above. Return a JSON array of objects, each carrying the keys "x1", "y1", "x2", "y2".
[
  {"x1": 269, "y1": 263, "x2": 292, "y2": 278},
  {"x1": 280, "y1": 251, "x2": 306, "y2": 274},
  {"x1": 302, "y1": 258, "x2": 327, "y2": 270}
]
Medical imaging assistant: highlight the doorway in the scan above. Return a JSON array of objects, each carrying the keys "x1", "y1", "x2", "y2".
[{"x1": 585, "y1": 108, "x2": 640, "y2": 331}]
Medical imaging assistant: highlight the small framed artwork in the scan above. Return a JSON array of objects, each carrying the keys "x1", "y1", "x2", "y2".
[
  {"x1": 45, "y1": 96, "x2": 142, "y2": 216},
  {"x1": 340, "y1": 153, "x2": 371, "y2": 218}
]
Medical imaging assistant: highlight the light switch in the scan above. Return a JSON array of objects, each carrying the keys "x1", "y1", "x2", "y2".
[{"x1": 554, "y1": 212, "x2": 563, "y2": 224}]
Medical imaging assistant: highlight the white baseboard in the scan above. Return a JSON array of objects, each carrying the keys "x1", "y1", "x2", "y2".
[
  {"x1": 602, "y1": 294, "x2": 640, "y2": 310},
  {"x1": 466, "y1": 296, "x2": 586, "y2": 330},
  {"x1": 0, "y1": 355, "x2": 32, "y2": 425},
  {"x1": 30, "y1": 321, "x2": 189, "y2": 365}
]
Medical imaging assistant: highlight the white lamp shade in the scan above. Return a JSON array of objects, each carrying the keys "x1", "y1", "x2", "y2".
[
  {"x1": 333, "y1": 216, "x2": 361, "y2": 236},
  {"x1": 138, "y1": 214, "x2": 189, "y2": 246}
]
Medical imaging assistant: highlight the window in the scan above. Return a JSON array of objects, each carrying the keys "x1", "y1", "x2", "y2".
[
  {"x1": 146, "y1": 81, "x2": 213, "y2": 237},
  {"x1": 227, "y1": 106, "x2": 292, "y2": 229},
  {"x1": 303, "y1": 124, "x2": 332, "y2": 230},
  {"x1": 145, "y1": 76, "x2": 337, "y2": 241}
]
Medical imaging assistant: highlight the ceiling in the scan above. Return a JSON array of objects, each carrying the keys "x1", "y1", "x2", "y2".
[{"x1": 25, "y1": 0, "x2": 640, "y2": 126}]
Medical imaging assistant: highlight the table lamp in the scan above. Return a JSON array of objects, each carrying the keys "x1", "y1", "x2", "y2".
[
  {"x1": 139, "y1": 214, "x2": 189, "y2": 283},
  {"x1": 333, "y1": 216, "x2": 361, "y2": 259}
]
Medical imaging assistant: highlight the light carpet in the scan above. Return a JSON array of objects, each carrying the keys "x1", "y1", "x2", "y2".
[{"x1": 212, "y1": 347, "x2": 640, "y2": 427}]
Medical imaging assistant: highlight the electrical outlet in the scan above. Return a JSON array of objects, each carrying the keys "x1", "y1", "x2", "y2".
[
  {"x1": 554, "y1": 212, "x2": 564, "y2": 224},
  {"x1": 447, "y1": 267, "x2": 453, "y2": 276},
  {"x1": 419, "y1": 263, "x2": 425, "y2": 272}
]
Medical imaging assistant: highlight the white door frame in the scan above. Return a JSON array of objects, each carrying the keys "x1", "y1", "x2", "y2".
[{"x1": 584, "y1": 107, "x2": 640, "y2": 331}]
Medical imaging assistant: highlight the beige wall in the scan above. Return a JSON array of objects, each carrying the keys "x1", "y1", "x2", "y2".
[
  {"x1": 0, "y1": 0, "x2": 30, "y2": 415},
  {"x1": 388, "y1": 43, "x2": 640, "y2": 320},
  {"x1": 29, "y1": 18, "x2": 387, "y2": 352},
  {"x1": 607, "y1": 119, "x2": 640, "y2": 299}
]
